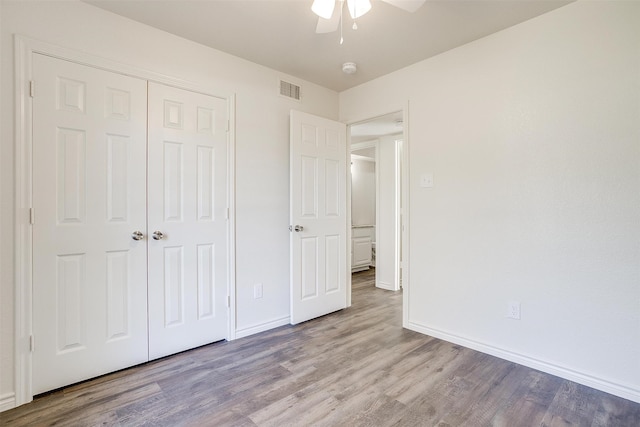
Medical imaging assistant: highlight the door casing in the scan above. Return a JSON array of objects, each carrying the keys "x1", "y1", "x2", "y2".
[{"x1": 13, "y1": 35, "x2": 237, "y2": 406}]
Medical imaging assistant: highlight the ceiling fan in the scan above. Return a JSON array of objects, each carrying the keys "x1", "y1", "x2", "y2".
[{"x1": 312, "y1": 0, "x2": 426, "y2": 34}]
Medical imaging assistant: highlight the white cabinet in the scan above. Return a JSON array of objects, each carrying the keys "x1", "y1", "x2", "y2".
[{"x1": 352, "y1": 236, "x2": 372, "y2": 272}]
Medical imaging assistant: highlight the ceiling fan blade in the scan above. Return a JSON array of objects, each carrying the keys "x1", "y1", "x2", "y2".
[
  {"x1": 312, "y1": 0, "x2": 336, "y2": 19},
  {"x1": 316, "y1": 8, "x2": 341, "y2": 33},
  {"x1": 381, "y1": 0, "x2": 426, "y2": 13}
]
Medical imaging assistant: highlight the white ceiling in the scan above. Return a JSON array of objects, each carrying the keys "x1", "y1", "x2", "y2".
[
  {"x1": 351, "y1": 110, "x2": 403, "y2": 143},
  {"x1": 85, "y1": 0, "x2": 572, "y2": 92}
]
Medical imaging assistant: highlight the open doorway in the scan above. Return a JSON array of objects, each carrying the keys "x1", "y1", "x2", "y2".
[{"x1": 349, "y1": 111, "x2": 404, "y2": 292}]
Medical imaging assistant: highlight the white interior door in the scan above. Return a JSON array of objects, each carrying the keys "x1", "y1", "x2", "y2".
[
  {"x1": 290, "y1": 110, "x2": 347, "y2": 324},
  {"x1": 147, "y1": 82, "x2": 229, "y2": 360},
  {"x1": 32, "y1": 54, "x2": 148, "y2": 394}
]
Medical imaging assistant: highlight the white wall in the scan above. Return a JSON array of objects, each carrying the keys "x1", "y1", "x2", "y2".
[
  {"x1": 376, "y1": 135, "x2": 399, "y2": 290},
  {"x1": 0, "y1": 0, "x2": 338, "y2": 404},
  {"x1": 340, "y1": 1, "x2": 640, "y2": 402},
  {"x1": 350, "y1": 157, "x2": 376, "y2": 226}
]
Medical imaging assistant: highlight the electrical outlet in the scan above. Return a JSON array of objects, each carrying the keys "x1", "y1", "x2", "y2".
[
  {"x1": 507, "y1": 301, "x2": 521, "y2": 320},
  {"x1": 254, "y1": 283, "x2": 263, "y2": 299}
]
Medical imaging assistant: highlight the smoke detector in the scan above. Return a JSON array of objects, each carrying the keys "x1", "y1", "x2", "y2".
[{"x1": 342, "y1": 62, "x2": 357, "y2": 74}]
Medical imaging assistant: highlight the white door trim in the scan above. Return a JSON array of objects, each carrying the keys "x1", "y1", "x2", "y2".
[
  {"x1": 13, "y1": 35, "x2": 237, "y2": 407},
  {"x1": 400, "y1": 106, "x2": 411, "y2": 329},
  {"x1": 394, "y1": 138, "x2": 403, "y2": 292}
]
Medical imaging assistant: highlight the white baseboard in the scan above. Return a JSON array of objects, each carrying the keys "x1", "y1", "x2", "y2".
[
  {"x1": 405, "y1": 320, "x2": 640, "y2": 404},
  {"x1": 376, "y1": 281, "x2": 394, "y2": 291},
  {"x1": 0, "y1": 393, "x2": 16, "y2": 413},
  {"x1": 234, "y1": 316, "x2": 290, "y2": 340}
]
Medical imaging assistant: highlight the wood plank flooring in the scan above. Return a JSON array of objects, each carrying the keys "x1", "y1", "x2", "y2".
[{"x1": 2, "y1": 268, "x2": 639, "y2": 426}]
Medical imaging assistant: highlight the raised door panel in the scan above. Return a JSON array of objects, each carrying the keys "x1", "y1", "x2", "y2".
[
  {"x1": 163, "y1": 246, "x2": 185, "y2": 327},
  {"x1": 197, "y1": 244, "x2": 215, "y2": 319},
  {"x1": 301, "y1": 237, "x2": 319, "y2": 300},
  {"x1": 55, "y1": 254, "x2": 87, "y2": 353},
  {"x1": 325, "y1": 235, "x2": 340, "y2": 293},
  {"x1": 105, "y1": 250, "x2": 131, "y2": 341},
  {"x1": 352, "y1": 237, "x2": 372, "y2": 268},
  {"x1": 324, "y1": 159, "x2": 340, "y2": 218},
  {"x1": 197, "y1": 147, "x2": 215, "y2": 221},
  {"x1": 106, "y1": 134, "x2": 131, "y2": 223},
  {"x1": 56, "y1": 128, "x2": 86, "y2": 224}
]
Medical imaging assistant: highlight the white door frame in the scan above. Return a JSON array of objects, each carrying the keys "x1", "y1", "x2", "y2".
[
  {"x1": 13, "y1": 35, "x2": 237, "y2": 406},
  {"x1": 394, "y1": 138, "x2": 404, "y2": 291},
  {"x1": 345, "y1": 106, "x2": 410, "y2": 316}
]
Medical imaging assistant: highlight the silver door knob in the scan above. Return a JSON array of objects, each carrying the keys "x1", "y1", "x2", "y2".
[
  {"x1": 131, "y1": 231, "x2": 144, "y2": 241},
  {"x1": 152, "y1": 231, "x2": 165, "y2": 240},
  {"x1": 289, "y1": 225, "x2": 303, "y2": 232}
]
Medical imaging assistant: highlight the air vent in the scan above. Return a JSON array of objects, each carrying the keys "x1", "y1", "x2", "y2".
[{"x1": 280, "y1": 80, "x2": 301, "y2": 101}]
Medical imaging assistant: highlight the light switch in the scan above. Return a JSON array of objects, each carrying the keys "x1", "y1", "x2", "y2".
[{"x1": 420, "y1": 173, "x2": 434, "y2": 188}]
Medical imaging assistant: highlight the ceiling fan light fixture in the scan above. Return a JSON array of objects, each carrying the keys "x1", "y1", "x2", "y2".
[
  {"x1": 346, "y1": 0, "x2": 371, "y2": 19},
  {"x1": 312, "y1": 0, "x2": 336, "y2": 19}
]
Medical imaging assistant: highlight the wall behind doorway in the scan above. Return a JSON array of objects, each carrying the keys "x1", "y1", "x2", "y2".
[
  {"x1": 351, "y1": 153, "x2": 376, "y2": 228},
  {"x1": 377, "y1": 135, "x2": 402, "y2": 290}
]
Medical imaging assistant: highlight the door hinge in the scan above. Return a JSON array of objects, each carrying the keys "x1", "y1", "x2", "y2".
[
  {"x1": 29, "y1": 335, "x2": 34, "y2": 352},
  {"x1": 29, "y1": 81, "x2": 35, "y2": 98},
  {"x1": 29, "y1": 208, "x2": 35, "y2": 225},
  {"x1": 225, "y1": 208, "x2": 229, "y2": 220},
  {"x1": 226, "y1": 120, "x2": 230, "y2": 132},
  {"x1": 227, "y1": 296, "x2": 231, "y2": 308}
]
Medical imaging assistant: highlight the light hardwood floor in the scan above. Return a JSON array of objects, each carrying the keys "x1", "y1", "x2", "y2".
[{"x1": 2, "y1": 269, "x2": 639, "y2": 426}]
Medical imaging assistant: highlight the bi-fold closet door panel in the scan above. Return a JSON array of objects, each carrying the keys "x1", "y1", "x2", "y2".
[
  {"x1": 32, "y1": 54, "x2": 229, "y2": 394},
  {"x1": 32, "y1": 54, "x2": 149, "y2": 394},
  {"x1": 147, "y1": 82, "x2": 228, "y2": 361}
]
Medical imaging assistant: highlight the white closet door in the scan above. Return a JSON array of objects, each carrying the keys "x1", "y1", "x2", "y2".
[
  {"x1": 147, "y1": 82, "x2": 229, "y2": 360},
  {"x1": 32, "y1": 54, "x2": 149, "y2": 394}
]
